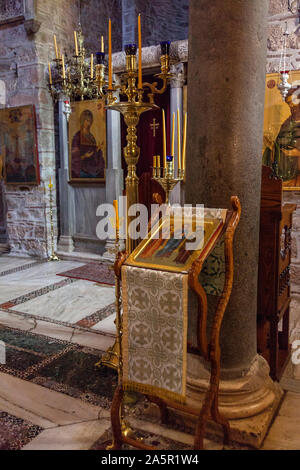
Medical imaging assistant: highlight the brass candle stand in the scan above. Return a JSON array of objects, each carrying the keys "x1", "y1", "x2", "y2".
[
  {"x1": 47, "y1": 180, "x2": 60, "y2": 262},
  {"x1": 48, "y1": 32, "x2": 173, "y2": 253},
  {"x1": 106, "y1": 41, "x2": 173, "y2": 254},
  {"x1": 152, "y1": 156, "x2": 184, "y2": 206},
  {"x1": 97, "y1": 224, "x2": 121, "y2": 372}
]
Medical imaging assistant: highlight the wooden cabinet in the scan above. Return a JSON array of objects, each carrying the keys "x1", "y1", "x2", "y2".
[{"x1": 257, "y1": 166, "x2": 296, "y2": 381}]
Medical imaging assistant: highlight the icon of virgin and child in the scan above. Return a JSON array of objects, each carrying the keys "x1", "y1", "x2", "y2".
[{"x1": 71, "y1": 109, "x2": 105, "y2": 180}]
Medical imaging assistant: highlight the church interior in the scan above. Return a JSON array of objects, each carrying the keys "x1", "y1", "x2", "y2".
[{"x1": 0, "y1": 0, "x2": 300, "y2": 451}]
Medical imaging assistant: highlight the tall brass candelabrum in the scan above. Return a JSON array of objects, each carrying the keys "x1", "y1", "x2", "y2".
[{"x1": 106, "y1": 41, "x2": 173, "y2": 253}]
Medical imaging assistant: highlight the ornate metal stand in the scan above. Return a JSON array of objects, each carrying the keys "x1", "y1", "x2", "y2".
[
  {"x1": 47, "y1": 180, "x2": 60, "y2": 262},
  {"x1": 106, "y1": 41, "x2": 173, "y2": 254},
  {"x1": 152, "y1": 156, "x2": 184, "y2": 206}
]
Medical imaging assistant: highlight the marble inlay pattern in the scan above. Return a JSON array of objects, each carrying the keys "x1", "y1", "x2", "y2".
[
  {"x1": 0, "y1": 326, "x2": 117, "y2": 411},
  {"x1": 0, "y1": 259, "x2": 115, "y2": 344},
  {"x1": 0, "y1": 412, "x2": 43, "y2": 451},
  {"x1": 0, "y1": 277, "x2": 76, "y2": 309},
  {"x1": 10, "y1": 281, "x2": 116, "y2": 325},
  {"x1": 0, "y1": 257, "x2": 42, "y2": 277},
  {"x1": 76, "y1": 303, "x2": 115, "y2": 329}
]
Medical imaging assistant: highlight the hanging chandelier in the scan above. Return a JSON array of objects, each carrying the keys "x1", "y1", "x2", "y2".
[
  {"x1": 277, "y1": 22, "x2": 292, "y2": 101},
  {"x1": 48, "y1": 24, "x2": 106, "y2": 102}
]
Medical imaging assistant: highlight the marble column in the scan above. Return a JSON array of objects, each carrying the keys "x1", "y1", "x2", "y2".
[
  {"x1": 102, "y1": 82, "x2": 124, "y2": 262},
  {"x1": 0, "y1": 180, "x2": 9, "y2": 254},
  {"x1": 170, "y1": 63, "x2": 185, "y2": 205},
  {"x1": 185, "y1": 0, "x2": 281, "y2": 431},
  {"x1": 57, "y1": 100, "x2": 76, "y2": 254}
]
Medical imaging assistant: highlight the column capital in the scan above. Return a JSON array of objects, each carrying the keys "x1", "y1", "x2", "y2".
[{"x1": 170, "y1": 62, "x2": 186, "y2": 88}]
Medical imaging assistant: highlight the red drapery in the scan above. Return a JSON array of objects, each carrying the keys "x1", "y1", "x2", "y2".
[{"x1": 121, "y1": 76, "x2": 171, "y2": 213}]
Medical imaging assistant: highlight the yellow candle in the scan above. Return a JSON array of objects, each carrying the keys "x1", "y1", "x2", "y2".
[
  {"x1": 162, "y1": 109, "x2": 167, "y2": 168},
  {"x1": 153, "y1": 155, "x2": 157, "y2": 168},
  {"x1": 53, "y1": 35, "x2": 58, "y2": 59},
  {"x1": 108, "y1": 19, "x2": 112, "y2": 89},
  {"x1": 113, "y1": 199, "x2": 119, "y2": 231},
  {"x1": 157, "y1": 155, "x2": 161, "y2": 168},
  {"x1": 138, "y1": 14, "x2": 142, "y2": 89},
  {"x1": 48, "y1": 63, "x2": 52, "y2": 85},
  {"x1": 171, "y1": 112, "x2": 175, "y2": 156},
  {"x1": 90, "y1": 54, "x2": 93, "y2": 79},
  {"x1": 74, "y1": 31, "x2": 79, "y2": 56},
  {"x1": 182, "y1": 112, "x2": 187, "y2": 171},
  {"x1": 61, "y1": 54, "x2": 65, "y2": 79},
  {"x1": 49, "y1": 176, "x2": 53, "y2": 189},
  {"x1": 177, "y1": 109, "x2": 181, "y2": 170},
  {"x1": 101, "y1": 35, "x2": 104, "y2": 53}
]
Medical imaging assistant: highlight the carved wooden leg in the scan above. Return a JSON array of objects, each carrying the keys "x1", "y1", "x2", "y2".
[
  {"x1": 108, "y1": 385, "x2": 124, "y2": 450},
  {"x1": 211, "y1": 391, "x2": 230, "y2": 446},
  {"x1": 194, "y1": 389, "x2": 214, "y2": 450},
  {"x1": 209, "y1": 356, "x2": 230, "y2": 446}
]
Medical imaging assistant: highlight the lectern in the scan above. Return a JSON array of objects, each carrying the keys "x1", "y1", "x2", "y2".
[{"x1": 109, "y1": 196, "x2": 241, "y2": 450}]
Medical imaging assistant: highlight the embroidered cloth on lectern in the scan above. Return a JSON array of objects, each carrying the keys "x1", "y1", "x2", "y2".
[{"x1": 122, "y1": 265, "x2": 188, "y2": 403}]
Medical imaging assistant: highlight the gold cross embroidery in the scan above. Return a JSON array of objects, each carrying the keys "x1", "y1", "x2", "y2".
[{"x1": 150, "y1": 118, "x2": 159, "y2": 137}]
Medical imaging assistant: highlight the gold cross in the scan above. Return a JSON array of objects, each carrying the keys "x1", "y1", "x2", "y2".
[{"x1": 150, "y1": 118, "x2": 159, "y2": 137}]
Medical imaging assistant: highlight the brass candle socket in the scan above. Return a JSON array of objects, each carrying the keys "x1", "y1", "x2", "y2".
[{"x1": 153, "y1": 161, "x2": 185, "y2": 206}]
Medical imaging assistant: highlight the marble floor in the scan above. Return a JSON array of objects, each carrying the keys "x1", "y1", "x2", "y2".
[{"x1": 0, "y1": 255, "x2": 300, "y2": 450}]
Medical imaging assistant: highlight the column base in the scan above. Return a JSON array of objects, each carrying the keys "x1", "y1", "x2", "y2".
[
  {"x1": 164, "y1": 354, "x2": 283, "y2": 448},
  {"x1": 187, "y1": 353, "x2": 278, "y2": 419},
  {"x1": 0, "y1": 243, "x2": 10, "y2": 254},
  {"x1": 101, "y1": 238, "x2": 126, "y2": 264},
  {"x1": 57, "y1": 235, "x2": 74, "y2": 253}
]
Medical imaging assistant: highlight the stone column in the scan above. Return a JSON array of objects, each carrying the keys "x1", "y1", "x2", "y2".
[
  {"x1": 0, "y1": 180, "x2": 9, "y2": 254},
  {"x1": 170, "y1": 63, "x2": 185, "y2": 205},
  {"x1": 102, "y1": 82, "x2": 124, "y2": 262},
  {"x1": 185, "y1": 0, "x2": 281, "y2": 443},
  {"x1": 57, "y1": 100, "x2": 76, "y2": 254}
]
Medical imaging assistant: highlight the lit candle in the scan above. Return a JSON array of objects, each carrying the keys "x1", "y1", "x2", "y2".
[
  {"x1": 153, "y1": 155, "x2": 157, "y2": 168},
  {"x1": 61, "y1": 54, "x2": 65, "y2": 79},
  {"x1": 49, "y1": 176, "x2": 53, "y2": 189},
  {"x1": 101, "y1": 35, "x2": 104, "y2": 53},
  {"x1": 90, "y1": 54, "x2": 93, "y2": 79},
  {"x1": 182, "y1": 112, "x2": 187, "y2": 171},
  {"x1": 48, "y1": 63, "x2": 52, "y2": 85},
  {"x1": 138, "y1": 14, "x2": 142, "y2": 89},
  {"x1": 108, "y1": 19, "x2": 112, "y2": 89},
  {"x1": 113, "y1": 199, "x2": 119, "y2": 231},
  {"x1": 171, "y1": 112, "x2": 175, "y2": 156},
  {"x1": 53, "y1": 35, "x2": 58, "y2": 59},
  {"x1": 162, "y1": 109, "x2": 167, "y2": 168},
  {"x1": 74, "y1": 31, "x2": 79, "y2": 56},
  {"x1": 177, "y1": 109, "x2": 181, "y2": 170}
]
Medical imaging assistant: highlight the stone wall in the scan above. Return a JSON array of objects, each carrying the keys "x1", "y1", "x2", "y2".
[
  {"x1": 267, "y1": 0, "x2": 300, "y2": 73},
  {"x1": 0, "y1": 0, "x2": 80, "y2": 257},
  {"x1": 122, "y1": 0, "x2": 189, "y2": 48},
  {"x1": 80, "y1": 0, "x2": 122, "y2": 54}
]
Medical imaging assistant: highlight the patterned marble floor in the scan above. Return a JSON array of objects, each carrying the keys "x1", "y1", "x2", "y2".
[
  {"x1": 0, "y1": 257, "x2": 117, "y2": 350},
  {"x1": 0, "y1": 256, "x2": 300, "y2": 450}
]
